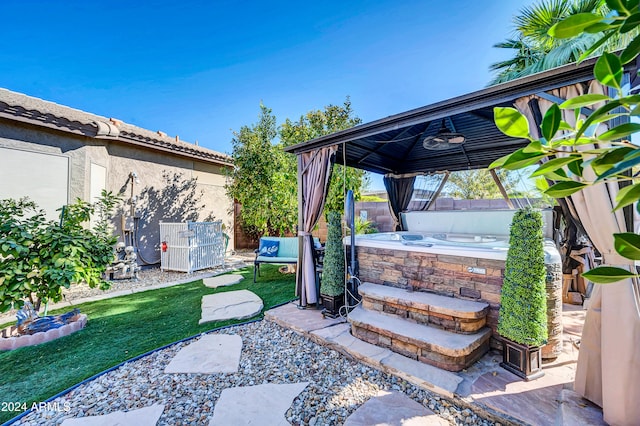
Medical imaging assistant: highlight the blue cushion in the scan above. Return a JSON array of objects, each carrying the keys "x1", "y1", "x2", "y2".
[{"x1": 258, "y1": 239, "x2": 279, "y2": 257}]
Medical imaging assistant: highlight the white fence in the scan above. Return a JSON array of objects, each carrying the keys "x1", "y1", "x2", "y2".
[{"x1": 159, "y1": 221, "x2": 225, "y2": 273}]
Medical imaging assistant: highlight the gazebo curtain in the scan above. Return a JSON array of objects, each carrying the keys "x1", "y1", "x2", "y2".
[
  {"x1": 296, "y1": 145, "x2": 337, "y2": 306},
  {"x1": 383, "y1": 172, "x2": 448, "y2": 230},
  {"x1": 383, "y1": 174, "x2": 416, "y2": 231},
  {"x1": 411, "y1": 172, "x2": 449, "y2": 211},
  {"x1": 515, "y1": 82, "x2": 640, "y2": 425}
]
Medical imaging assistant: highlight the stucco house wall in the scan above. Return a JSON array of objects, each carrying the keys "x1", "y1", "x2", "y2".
[{"x1": 0, "y1": 88, "x2": 234, "y2": 266}]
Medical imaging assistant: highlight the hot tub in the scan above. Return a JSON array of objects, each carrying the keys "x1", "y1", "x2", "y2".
[
  {"x1": 349, "y1": 212, "x2": 562, "y2": 357},
  {"x1": 354, "y1": 231, "x2": 510, "y2": 260}
]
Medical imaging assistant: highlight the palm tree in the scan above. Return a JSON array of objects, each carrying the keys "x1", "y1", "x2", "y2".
[{"x1": 489, "y1": 0, "x2": 629, "y2": 85}]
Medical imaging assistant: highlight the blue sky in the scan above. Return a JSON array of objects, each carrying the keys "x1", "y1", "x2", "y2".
[{"x1": 2, "y1": 0, "x2": 532, "y2": 188}]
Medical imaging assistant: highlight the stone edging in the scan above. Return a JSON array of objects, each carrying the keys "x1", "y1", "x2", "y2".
[{"x1": 0, "y1": 314, "x2": 88, "y2": 351}]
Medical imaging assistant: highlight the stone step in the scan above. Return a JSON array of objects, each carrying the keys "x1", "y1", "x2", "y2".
[
  {"x1": 358, "y1": 282, "x2": 489, "y2": 334},
  {"x1": 349, "y1": 305, "x2": 491, "y2": 372}
]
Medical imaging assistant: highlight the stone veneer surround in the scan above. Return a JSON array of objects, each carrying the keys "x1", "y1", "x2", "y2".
[
  {"x1": 355, "y1": 246, "x2": 505, "y2": 349},
  {"x1": 354, "y1": 244, "x2": 563, "y2": 357}
]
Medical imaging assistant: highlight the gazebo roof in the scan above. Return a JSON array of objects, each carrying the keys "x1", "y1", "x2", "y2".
[{"x1": 284, "y1": 57, "x2": 626, "y2": 175}]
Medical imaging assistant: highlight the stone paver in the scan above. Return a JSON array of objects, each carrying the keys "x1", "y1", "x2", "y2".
[
  {"x1": 472, "y1": 368, "x2": 567, "y2": 426},
  {"x1": 310, "y1": 320, "x2": 463, "y2": 398},
  {"x1": 556, "y1": 389, "x2": 606, "y2": 425},
  {"x1": 199, "y1": 290, "x2": 263, "y2": 324},
  {"x1": 209, "y1": 382, "x2": 309, "y2": 425},
  {"x1": 264, "y1": 301, "x2": 344, "y2": 334},
  {"x1": 60, "y1": 404, "x2": 164, "y2": 425},
  {"x1": 164, "y1": 334, "x2": 242, "y2": 374},
  {"x1": 202, "y1": 274, "x2": 243, "y2": 288},
  {"x1": 312, "y1": 323, "x2": 390, "y2": 364},
  {"x1": 381, "y1": 352, "x2": 463, "y2": 399},
  {"x1": 344, "y1": 390, "x2": 448, "y2": 426}
]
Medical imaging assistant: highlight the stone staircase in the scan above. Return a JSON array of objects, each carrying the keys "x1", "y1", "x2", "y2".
[{"x1": 348, "y1": 282, "x2": 491, "y2": 372}]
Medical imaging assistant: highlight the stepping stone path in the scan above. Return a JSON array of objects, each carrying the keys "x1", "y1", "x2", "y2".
[
  {"x1": 203, "y1": 274, "x2": 244, "y2": 288},
  {"x1": 58, "y1": 332, "x2": 448, "y2": 426},
  {"x1": 199, "y1": 290, "x2": 263, "y2": 324},
  {"x1": 164, "y1": 334, "x2": 242, "y2": 374},
  {"x1": 344, "y1": 390, "x2": 448, "y2": 426},
  {"x1": 61, "y1": 288, "x2": 449, "y2": 425},
  {"x1": 209, "y1": 382, "x2": 309, "y2": 425},
  {"x1": 60, "y1": 404, "x2": 165, "y2": 425}
]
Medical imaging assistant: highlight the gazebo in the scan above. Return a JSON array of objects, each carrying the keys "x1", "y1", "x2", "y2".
[{"x1": 284, "y1": 56, "x2": 640, "y2": 425}]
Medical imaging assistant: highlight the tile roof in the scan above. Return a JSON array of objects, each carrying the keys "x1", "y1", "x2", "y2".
[{"x1": 0, "y1": 88, "x2": 232, "y2": 166}]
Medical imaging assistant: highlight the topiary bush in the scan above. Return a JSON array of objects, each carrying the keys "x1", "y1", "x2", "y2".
[
  {"x1": 321, "y1": 211, "x2": 345, "y2": 297},
  {"x1": 498, "y1": 207, "x2": 548, "y2": 347}
]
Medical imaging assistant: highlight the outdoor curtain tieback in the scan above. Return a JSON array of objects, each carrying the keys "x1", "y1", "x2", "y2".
[{"x1": 298, "y1": 231, "x2": 312, "y2": 236}]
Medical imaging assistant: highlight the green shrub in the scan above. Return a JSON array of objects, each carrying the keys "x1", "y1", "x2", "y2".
[
  {"x1": 345, "y1": 217, "x2": 378, "y2": 235},
  {"x1": 498, "y1": 208, "x2": 548, "y2": 346},
  {"x1": 355, "y1": 217, "x2": 378, "y2": 235},
  {"x1": 321, "y1": 211, "x2": 345, "y2": 297},
  {"x1": 0, "y1": 191, "x2": 120, "y2": 313}
]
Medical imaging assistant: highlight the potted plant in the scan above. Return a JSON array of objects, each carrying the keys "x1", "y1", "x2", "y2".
[
  {"x1": 498, "y1": 207, "x2": 548, "y2": 381},
  {"x1": 320, "y1": 211, "x2": 345, "y2": 318}
]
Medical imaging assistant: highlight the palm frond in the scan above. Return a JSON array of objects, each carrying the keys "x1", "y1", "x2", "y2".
[
  {"x1": 492, "y1": 39, "x2": 525, "y2": 49},
  {"x1": 515, "y1": 0, "x2": 571, "y2": 49},
  {"x1": 569, "y1": 0, "x2": 606, "y2": 15},
  {"x1": 489, "y1": 0, "x2": 615, "y2": 85},
  {"x1": 489, "y1": 37, "x2": 545, "y2": 74},
  {"x1": 543, "y1": 33, "x2": 601, "y2": 67}
]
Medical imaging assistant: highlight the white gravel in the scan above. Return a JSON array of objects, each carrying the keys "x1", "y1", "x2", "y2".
[{"x1": 13, "y1": 321, "x2": 497, "y2": 426}]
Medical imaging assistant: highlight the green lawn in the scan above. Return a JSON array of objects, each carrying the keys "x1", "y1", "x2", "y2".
[{"x1": 0, "y1": 265, "x2": 295, "y2": 424}]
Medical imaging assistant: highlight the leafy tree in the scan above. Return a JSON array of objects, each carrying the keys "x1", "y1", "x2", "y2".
[
  {"x1": 0, "y1": 192, "x2": 119, "y2": 314},
  {"x1": 444, "y1": 169, "x2": 521, "y2": 199},
  {"x1": 280, "y1": 98, "x2": 368, "y2": 216},
  {"x1": 228, "y1": 98, "x2": 367, "y2": 238},
  {"x1": 226, "y1": 103, "x2": 294, "y2": 237},
  {"x1": 490, "y1": 2, "x2": 640, "y2": 283},
  {"x1": 489, "y1": 0, "x2": 634, "y2": 84}
]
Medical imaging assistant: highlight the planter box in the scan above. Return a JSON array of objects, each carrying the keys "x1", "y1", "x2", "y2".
[
  {"x1": 500, "y1": 338, "x2": 544, "y2": 381},
  {"x1": 321, "y1": 293, "x2": 345, "y2": 319}
]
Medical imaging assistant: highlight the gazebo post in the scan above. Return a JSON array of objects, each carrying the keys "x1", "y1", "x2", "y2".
[
  {"x1": 296, "y1": 154, "x2": 305, "y2": 307},
  {"x1": 489, "y1": 169, "x2": 515, "y2": 209}
]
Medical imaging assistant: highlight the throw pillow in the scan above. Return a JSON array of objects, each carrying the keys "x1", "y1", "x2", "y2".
[{"x1": 259, "y1": 239, "x2": 279, "y2": 257}]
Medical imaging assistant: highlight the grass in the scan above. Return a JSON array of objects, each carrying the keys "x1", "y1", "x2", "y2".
[{"x1": 0, "y1": 265, "x2": 295, "y2": 424}]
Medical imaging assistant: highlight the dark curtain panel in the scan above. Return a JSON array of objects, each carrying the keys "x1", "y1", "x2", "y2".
[{"x1": 383, "y1": 174, "x2": 416, "y2": 231}]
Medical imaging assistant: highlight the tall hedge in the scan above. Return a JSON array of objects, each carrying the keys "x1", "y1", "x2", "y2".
[
  {"x1": 321, "y1": 211, "x2": 345, "y2": 297},
  {"x1": 498, "y1": 208, "x2": 548, "y2": 346}
]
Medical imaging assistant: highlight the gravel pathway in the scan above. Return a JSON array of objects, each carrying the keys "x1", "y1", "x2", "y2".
[
  {"x1": 13, "y1": 321, "x2": 495, "y2": 426},
  {"x1": 62, "y1": 253, "x2": 253, "y2": 302}
]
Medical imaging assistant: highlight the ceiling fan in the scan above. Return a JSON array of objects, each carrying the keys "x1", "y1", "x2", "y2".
[{"x1": 422, "y1": 119, "x2": 466, "y2": 150}]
